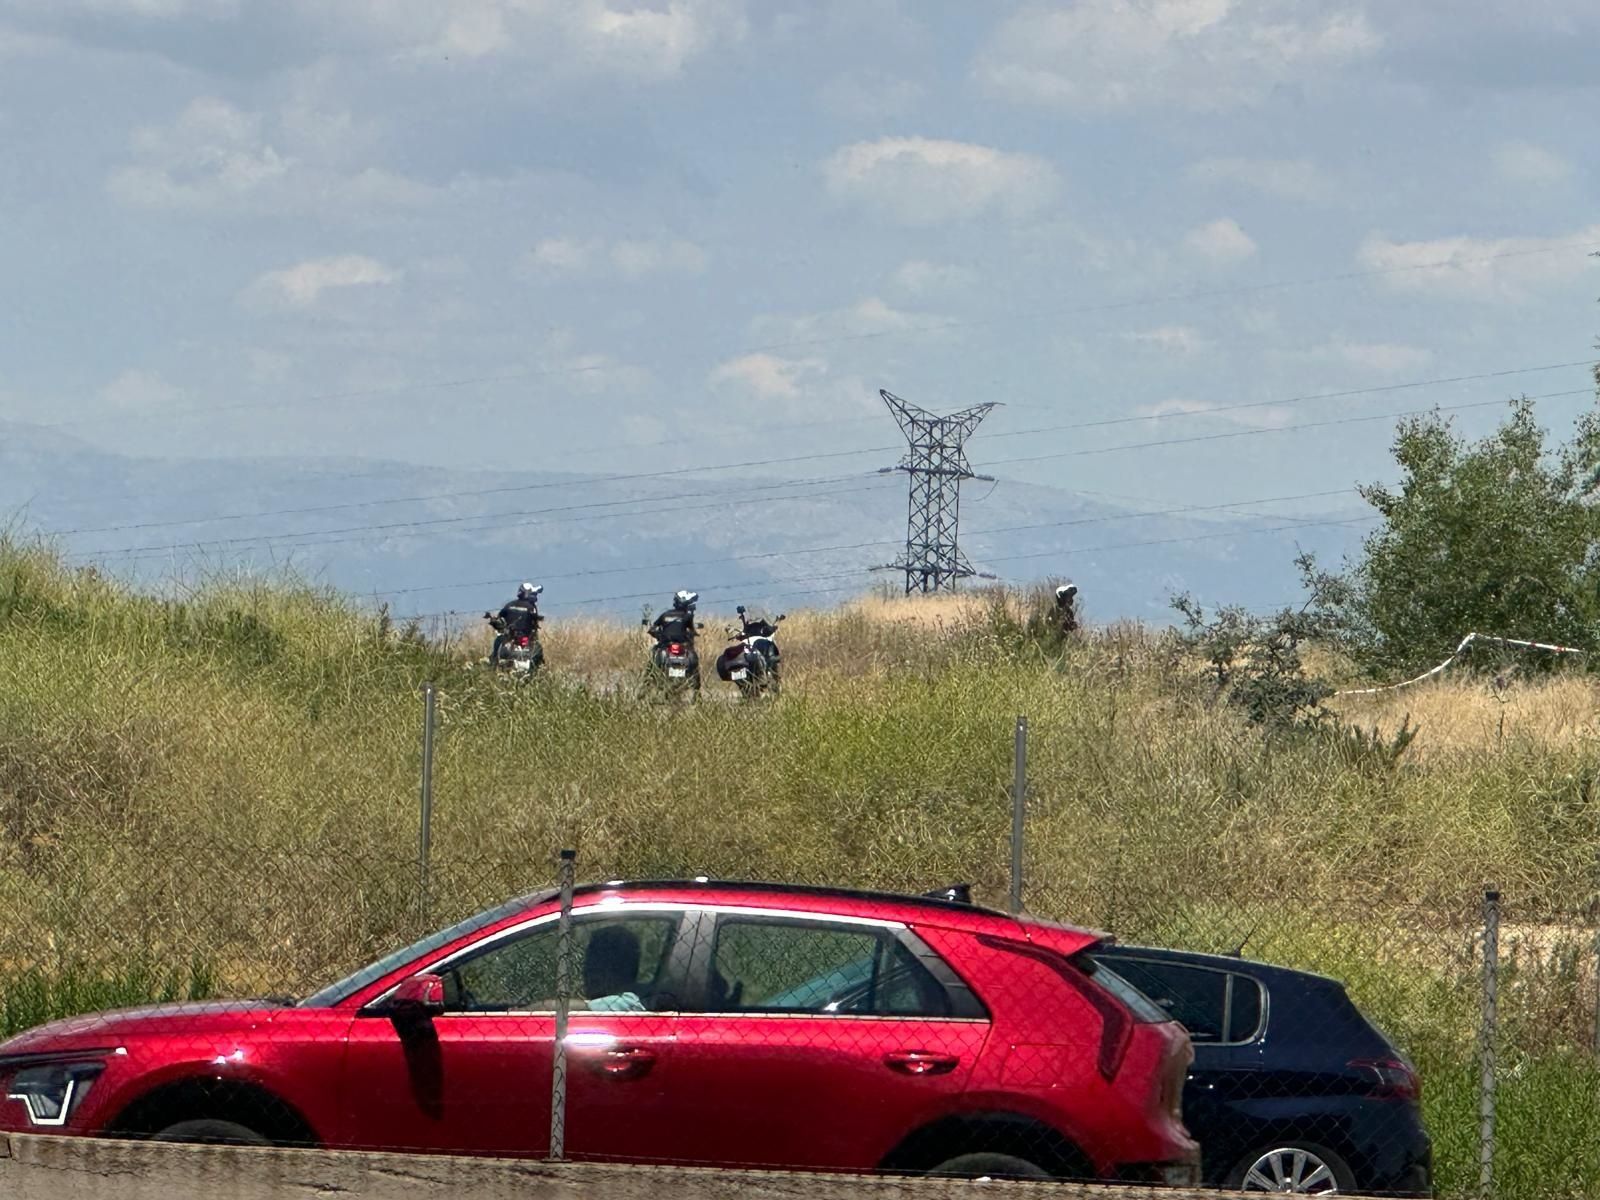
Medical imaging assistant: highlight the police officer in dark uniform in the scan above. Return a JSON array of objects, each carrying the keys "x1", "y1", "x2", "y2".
[{"x1": 487, "y1": 582, "x2": 543, "y2": 667}]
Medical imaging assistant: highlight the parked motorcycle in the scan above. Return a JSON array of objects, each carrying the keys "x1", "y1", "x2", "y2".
[
  {"x1": 484, "y1": 611, "x2": 544, "y2": 678},
  {"x1": 642, "y1": 618, "x2": 700, "y2": 698},
  {"x1": 716, "y1": 606, "x2": 784, "y2": 699}
]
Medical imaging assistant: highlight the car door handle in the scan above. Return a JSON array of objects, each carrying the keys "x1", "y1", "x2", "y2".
[
  {"x1": 884, "y1": 1051, "x2": 960, "y2": 1076},
  {"x1": 584, "y1": 1046, "x2": 657, "y2": 1080}
]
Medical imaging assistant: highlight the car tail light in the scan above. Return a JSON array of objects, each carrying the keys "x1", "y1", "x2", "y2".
[
  {"x1": 1161, "y1": 1044, "x2": 1187, "y2": 1119},
  {"x1": 1352, "y1": 1057, "x2": 1420, "y2": 1100}
]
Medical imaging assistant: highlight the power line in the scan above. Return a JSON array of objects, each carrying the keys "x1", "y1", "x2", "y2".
[
  {"x1": 396, "y1": 509, "x2": 1382, "y2": 621},
  {"x1": 45, "y1": 355, "x2": 1594, "y2": 541},
  {"x1": 71, "y1": 386, "x2": 1586, "y2": 567},
  {"x1": 982, "y1": 515, "x2": 1380, "y2": 569},
  {"x1": 984, "y1": 359, "x2": 1598, "y2": 445},
  {"x1": 365, "y1": 486, "x2": 1357, "y2": 600},
  {"x1": 67, "y1": 473, "x2": 888, "y2": 561},
  {"x1": 985, "y1": 387, "x2": 1596, "y2": 470},
  {"x1": 53, "y1": 447, "x2": 897, "y2": 541}
]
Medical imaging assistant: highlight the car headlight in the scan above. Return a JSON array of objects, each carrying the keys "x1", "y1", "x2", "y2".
[{"x1": 5, "y1": 1061, "x2": 105, "y2": 1126}]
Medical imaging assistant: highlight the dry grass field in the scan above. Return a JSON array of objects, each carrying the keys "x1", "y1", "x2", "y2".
[{"x1": 4, "y1": 540, "x2": 1600, "y2": 1196}]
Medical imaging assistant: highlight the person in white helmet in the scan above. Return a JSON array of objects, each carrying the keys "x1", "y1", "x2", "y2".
[
  {"x1": 1054, "y1": 583, "x2": 1080, "y2": 637},
  {"x1": 486, "y1": 582, "x2": 544, "y2": 668},
  {"x1": 647, "y1": 590, "x2": 700, "y2": 649}
]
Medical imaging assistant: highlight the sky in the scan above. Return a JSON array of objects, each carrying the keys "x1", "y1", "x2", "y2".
[{"x1": 1, "y1": 0, "x2": 1598, "y2": 539}]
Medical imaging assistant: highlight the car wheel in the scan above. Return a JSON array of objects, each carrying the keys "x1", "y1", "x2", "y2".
[
  {"x1": 928, "y1": 1153, "x2": 1051, "y2": 1180},
  {"x1": 1227, "y1": 1143, "x2": 1354, "y2": 1194},
  {"x1": 152, "y1": 1119, "x2": 272, "y2": 1146}
]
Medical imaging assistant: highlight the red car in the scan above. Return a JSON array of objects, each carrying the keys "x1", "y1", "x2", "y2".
[{"x1": 0, "y1": 881, "x2": 1198, "y2": 1183}]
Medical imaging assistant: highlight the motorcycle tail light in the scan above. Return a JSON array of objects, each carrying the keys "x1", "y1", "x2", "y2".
[
  {"x1": 669, "y1": 643, "x2": 683, "y2": 655},
  {"x1": 518, "y1": 636, "x2": 530, "y2": 647}
]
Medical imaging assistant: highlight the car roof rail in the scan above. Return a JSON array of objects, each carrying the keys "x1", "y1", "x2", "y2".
[{"x1": 922, "y1": 884, "x2": 973, "y2": 904}]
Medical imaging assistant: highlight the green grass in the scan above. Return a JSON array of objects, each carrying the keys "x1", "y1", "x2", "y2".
[
  {"x1": 4, "y1": 540, "x2": 1600, "y2": 1195},
  {"x1": 0, "y1": 960, "x2": 216, "y2": 1041}
]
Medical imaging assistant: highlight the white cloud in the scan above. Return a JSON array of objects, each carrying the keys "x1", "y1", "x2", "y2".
[
  {"x1": 99, "y1": 368, "x2": 182, "y2": 411},
  {"x1": 1127, "y1": 325, "x2": 1211, "y2": 355},
  {"x1": 1316, "y1": 340, "x2": 1434, "y2": 374},
  {"x1": 818, "y1": 71, "x2": 925, "y2": 121},
  {"x1": 710, "y1": 352, "x2": 825, "y2": 400},
  {"x1": 529, "y1": 238, "x2": 592, "y2": 272},
  {"x1": 300, "y1": 0, "x2": 744, "y2": 81},
  {"x1": 1187, "y1": 156, "x2": 1332, "y2": 202},
  {"x1": 1138, "y1": 396, "x2": 1291, "y2": 429},
  {"x1": 242, "y1": 255, "x2": 401, "y2": 310},
  {"x1": 890, "y1": 260, "x2": 977, "y2": 297},
  {"x1": 527, "y1": 236, "x2": 707, "y2": 278},
  {"x1": 822, "y1": 136, "x2": 1059, "y2": 225},
  {"x1": 107, "y1": 96, "x2": 433, "y2": 216},
  {"x1": 1183, "y1": 218, "x2": 1258, "y2": 264},
  {"x1": 1357, "y1": 226, "x2": 1600, "y2": 300},
  {"x1": 609, "y1": 238, "x2": 707, "y2": 277},
  {"x1": 1492, "y1": 142, "x2": 1574, "y2": 188},
  {"x1": 750, "y1": 296, "x2": 928, "y2": 345},
  {"x1": 975, "y1": 0, "x2": 1379, "y2": 112},
  {"x1": 4, "y1": 0, "x2": 238, "y2": 17}
]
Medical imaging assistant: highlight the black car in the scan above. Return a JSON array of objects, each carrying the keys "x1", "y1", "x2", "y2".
[{"x1": 1091, "y1": 945, "x2": 1432, "y2": 1195}]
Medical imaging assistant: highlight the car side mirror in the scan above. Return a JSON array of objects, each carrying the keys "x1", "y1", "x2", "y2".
[{"x1": 389, "y1": 973, "x2": 446, "y2": 1020}]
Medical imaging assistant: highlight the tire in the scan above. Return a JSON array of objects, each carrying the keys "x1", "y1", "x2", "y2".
[
  {"x1": 152, "y1": 1118, "x2": 272, "y2": 1146},
  {"x1": 1225, "y1": 1142, "x2": 1355, "y2": 1194},
  {"x1": 928, "y1": 1153, "x2": 1050, "y2": 1181}
]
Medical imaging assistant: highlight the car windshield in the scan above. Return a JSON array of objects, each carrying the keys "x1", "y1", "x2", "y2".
[{"x1": 299, "y1": 889, "x2": 551, "y2": 1009}]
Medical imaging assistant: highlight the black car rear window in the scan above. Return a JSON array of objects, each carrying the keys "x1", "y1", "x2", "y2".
[
  {"x1": 1077, "y1": 957, "x2": 1171, "y2": 1023},
  {"x1": 1111, "y1": 958, "x2": 1228, "y2": 1040}
]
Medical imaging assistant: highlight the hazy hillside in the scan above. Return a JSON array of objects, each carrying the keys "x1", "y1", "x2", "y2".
[{"x1": 1, "y1": 417, "x2": 1366, "y2": 621}]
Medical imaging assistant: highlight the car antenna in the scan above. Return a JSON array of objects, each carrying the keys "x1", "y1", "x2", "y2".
[{"x1": 1228, "y1": 922, "x2": 1261, "y2": 958}]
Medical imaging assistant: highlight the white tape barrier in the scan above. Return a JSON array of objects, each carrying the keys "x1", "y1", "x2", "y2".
[{"x1": 1334, "y1": 632, "x2": 1586, "y2": 697}]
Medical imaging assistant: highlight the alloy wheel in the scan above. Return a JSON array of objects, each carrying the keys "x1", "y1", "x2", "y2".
[{"x1": 1240, "y1": 1147, "x2": 1340, "y2": 1194}]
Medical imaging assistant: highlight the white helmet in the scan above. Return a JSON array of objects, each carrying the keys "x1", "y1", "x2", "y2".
[
  {"x1": 518, "y1": 582, "x2": 543, "y2": 601},
  {"x1": 1055, "y1": 584, "x2": 1078, "y2": 602},
  {"x1": 673, "y1": 589, "x2": 699, "y2": 609}
]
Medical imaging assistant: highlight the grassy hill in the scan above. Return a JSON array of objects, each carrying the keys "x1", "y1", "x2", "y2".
[{"x1": 4, "y1": 538, "x2": 1600, "y2": 1197}]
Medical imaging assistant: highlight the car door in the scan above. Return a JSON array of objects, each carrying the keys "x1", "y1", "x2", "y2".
[
  {"x1": 661, "y1": 910, "x2": 989, "y2": 1172},
  {"x1": 1102, "y1": 957, "x2": 1266, "y2": 1168},
  {"x1": 337, "y1": 908, "x2": 686, "y2": 1161}
]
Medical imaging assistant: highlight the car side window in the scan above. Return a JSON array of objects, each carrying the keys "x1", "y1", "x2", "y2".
[
  {"x1": 708, "y1": 918, "x2": 952, "y2": 1017},
  {"x1": 439, "y1": 915, "x2": 679, "y2": 1014},
  {"x1": 1109, "y1": 959, "x2": 1228, "y2": 1042},
  {"x1": 1228, "y1": 972, "x2": 1265, "y2": 1040}
]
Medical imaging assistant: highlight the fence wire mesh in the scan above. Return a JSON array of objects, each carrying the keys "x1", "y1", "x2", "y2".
[{"x1": 2, "y1": 689, "x2": 1599, "y2": 1200}]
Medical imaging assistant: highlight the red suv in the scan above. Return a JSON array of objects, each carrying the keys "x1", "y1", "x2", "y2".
[{"x1": 0, "y1": 881, "x2": 1198, "y2": 1183}]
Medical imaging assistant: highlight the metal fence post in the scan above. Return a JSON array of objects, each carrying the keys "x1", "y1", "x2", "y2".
[
  {"x1": 549, "y1": 849, "x2": 577, "y2": 1161},
  {"x1": 417, "y1": 683, "x2": 437, "y2": 923},
  {"x1": 1010, "y1": 715, "x2": 1027, "y2": 914},
  {"x1": 1479, "y1": 888, "x2": 1501, "y2": 1200},
  {"x1": 1592, "y1": 927, "x2": 1600, "y2": 1061}
]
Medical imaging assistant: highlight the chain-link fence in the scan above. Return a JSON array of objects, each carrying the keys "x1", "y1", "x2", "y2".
[{"x1": 3, "y1": 693, "x2": 1599, "y2": 1199}]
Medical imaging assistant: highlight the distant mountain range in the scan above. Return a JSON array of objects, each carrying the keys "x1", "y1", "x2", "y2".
[{"x1": 1, "y1": 418, "x2": 1368, "y2": 624}]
